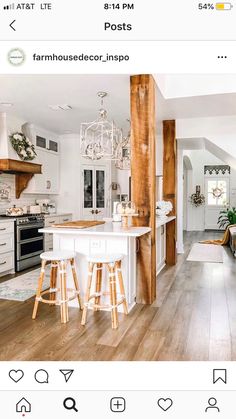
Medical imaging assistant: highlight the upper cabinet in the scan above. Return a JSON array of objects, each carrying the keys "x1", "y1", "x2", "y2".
[
  {"x1": 36, "y1": 136, "x2": 59, "y2": 153},
  {"x1": 25, "y1": 136, "x2": 60, "y2": 195}
]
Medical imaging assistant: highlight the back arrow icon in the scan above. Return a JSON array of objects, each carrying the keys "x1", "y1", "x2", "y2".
[{"x1": 9, "y1": 20, "x2": 16, "y2": 31}]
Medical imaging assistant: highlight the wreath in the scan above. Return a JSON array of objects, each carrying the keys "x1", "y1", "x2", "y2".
[
  {"x1": 9, "y1": 132, "x2": 37, "y2": 161},
  {"x1": 190, "y1": 192, "x2": 205, "y2": 207}
]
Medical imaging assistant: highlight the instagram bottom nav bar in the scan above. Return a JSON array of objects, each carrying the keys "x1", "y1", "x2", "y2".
[{"x1": 2, "y1": 390, "x2": 236, "y2": 418}]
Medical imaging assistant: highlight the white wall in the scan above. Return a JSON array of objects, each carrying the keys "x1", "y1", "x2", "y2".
[
  {"x1": 177, "y1": 115, "x2": 236, "y2": 160},
  {"x1": 182, "y1": 149, "x2": 236, "y2": 231},
  {"x1": 156, "y1": 75, "x2": 236, "y2": 99}
]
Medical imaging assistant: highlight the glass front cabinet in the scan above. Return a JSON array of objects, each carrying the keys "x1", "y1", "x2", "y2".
[{"x1": 82, "y1": 165, "x2": 108, "y2": 220}]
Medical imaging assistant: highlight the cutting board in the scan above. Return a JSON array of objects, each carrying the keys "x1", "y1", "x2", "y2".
[{"x1": 51, "y1": 220, "x2": 105, "y2": 229}]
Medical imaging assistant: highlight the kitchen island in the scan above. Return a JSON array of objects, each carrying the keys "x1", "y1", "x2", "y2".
[{"x1": 40, "y1": 223, "x2": 151, "y2": 313}]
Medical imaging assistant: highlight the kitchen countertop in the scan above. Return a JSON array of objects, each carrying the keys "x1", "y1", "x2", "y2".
[
  {"x1": 43, "y1": 213, "x2": 72, "y2": 217},
  {"x1": 156, "y1": 215, "x2": 176, "y2": 228},
  {"x1": 40, "y1": 222, "x2": 151, "y2": 237}
]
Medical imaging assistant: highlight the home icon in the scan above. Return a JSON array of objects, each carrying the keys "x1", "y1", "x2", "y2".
[{"x1": 16, "y1": 398, "x2": 31, "y2": 413}]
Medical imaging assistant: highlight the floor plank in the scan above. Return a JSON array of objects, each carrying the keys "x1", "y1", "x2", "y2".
[{"x1": 0, "y1": 230, "x2": 234, "y2": 361}]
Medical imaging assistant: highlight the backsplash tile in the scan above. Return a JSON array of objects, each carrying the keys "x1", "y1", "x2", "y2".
[{"x1": 0, "y1": 174, "x2": 51, "y2": 214}]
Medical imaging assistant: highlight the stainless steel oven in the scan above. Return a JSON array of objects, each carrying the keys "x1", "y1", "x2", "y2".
[{"x1": 15, "y1": 215, "x2": 44, "y2": 271}]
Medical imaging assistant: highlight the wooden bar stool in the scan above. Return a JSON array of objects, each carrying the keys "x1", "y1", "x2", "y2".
[
  {"x1": 81, "y1": 254, "x2": 128, "y2": 329},
  {"x1": 32, "y1": 250, "x2": 82, "y2": 324}
]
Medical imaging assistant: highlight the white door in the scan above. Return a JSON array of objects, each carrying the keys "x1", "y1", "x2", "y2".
[
  {"x1": 81, "y1": 165, "x2": 107, "y2": 220},
  {"x1": 204, "y1": 177, "x2": 229, "y2": 230}
]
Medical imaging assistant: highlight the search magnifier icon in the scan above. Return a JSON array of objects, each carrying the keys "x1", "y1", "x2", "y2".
[{"x1": 63, "y1": 397, "x2": 78, "y2": 412}]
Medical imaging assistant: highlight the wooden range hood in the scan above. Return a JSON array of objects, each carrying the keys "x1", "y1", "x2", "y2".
[{"x1": 0, "y1": 159, "x2": 42, "y2": 198}]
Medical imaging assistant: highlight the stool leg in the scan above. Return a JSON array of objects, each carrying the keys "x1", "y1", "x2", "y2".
[
  {"x1": 94, "y1": 263, "x2": 102, "y2": 311},
  {"x1": 70, "y1": 258, "x2": 83, "y2": 310},
  {"x1": 49, "y1": 262, "x2": 58, "y2": 305},
  {"x1": 81, "y1": 262, "x2": 94, "y2": 326},
  {"x1": 32, "y1": 260, "x2": 46, "y2": 319},
  {"x1": 108, "y1": 263, "x2": 118, "y2": 329},
  {"x1": 59, "y1": 260, "x2": 69, "y2": 324},
  {"x1": 116, "y1": 260, "x2": 128, "y2": 315}
]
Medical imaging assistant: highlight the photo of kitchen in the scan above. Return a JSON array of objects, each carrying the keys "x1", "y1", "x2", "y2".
[{"x1": 0, "y1": 74, "x2": 236, "y2": 361}]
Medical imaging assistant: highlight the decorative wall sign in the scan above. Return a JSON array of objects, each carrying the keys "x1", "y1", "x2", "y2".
[
  {"x1": 204, "y1": 165, "x2": 230, "y2": 175},
  {"x1": 0, "y1": 182, "x2": 11, "y2": 204}
]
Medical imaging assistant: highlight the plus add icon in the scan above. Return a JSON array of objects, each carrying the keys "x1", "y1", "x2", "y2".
[{"x1": 110, "y1": 397, "x2": 126, "y2": 413}]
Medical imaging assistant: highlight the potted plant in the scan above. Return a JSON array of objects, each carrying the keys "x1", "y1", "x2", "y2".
[{"x1": 218, "y1": 206, "x2": 236, "y2": 229}]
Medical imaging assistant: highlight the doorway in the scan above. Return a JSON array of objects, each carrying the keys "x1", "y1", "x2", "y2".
[
  {"x1": 204, "y1": 176, "x2": 229, "y2": 230},
  {"x1": 81, "y1": 164, "x2": 109, "y2": 220}
]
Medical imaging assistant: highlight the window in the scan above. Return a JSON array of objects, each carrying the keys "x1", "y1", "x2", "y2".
[{"x1": 207, "y1": 179, "x2": 228, "y2": 206}]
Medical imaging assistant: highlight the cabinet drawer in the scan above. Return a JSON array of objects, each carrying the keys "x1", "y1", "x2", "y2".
[
  {"x1": 45, "y1": 216, "x2": 60, "y2": 227},
  {"x1": 45, "y1": 241, "x2": 53, "y2": 252},
  {"x1": 0, "y1": 222, "x2": 14, "y2": 234},
  {"x1": 59, "y1": 215, "x2": 72, "y2": 223},
  {"x1": 0, "y1": 252, "x2": 14, "y2": 273},
  {"x1": 45, "y1": 233, "x2": 53, "y2": 243},
  {"x1": 0, "y1": 234, "x2": 14, "y2": 255}
]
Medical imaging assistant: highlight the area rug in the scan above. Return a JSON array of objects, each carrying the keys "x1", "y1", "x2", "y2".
[
  {"x1": 187, "y1": 243, "x2": 223, "y2": 263},
  {"x1": 0, "y1": 268, "x2": 50, "y2": 302}
]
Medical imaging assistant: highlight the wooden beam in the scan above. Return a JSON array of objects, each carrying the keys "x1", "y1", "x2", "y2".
[
  {"x1": 163, "y1": 120, "x2": 177, "y2": 265},
  {"x1": 15, "y1": 173, "x2": 34, "y2": 198},
  {"x1": 130, "y1": 74, "x2": 156, "y2": 304},
  {"x1": 0, "y1": 159, "x2": 41, "y2": 174}
]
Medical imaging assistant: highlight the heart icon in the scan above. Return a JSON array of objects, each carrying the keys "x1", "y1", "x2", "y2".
[
  {"x1": 9, "y1": 369, "x2": 24, "y2": 383},
  {"x1": 157, "y1": 398, "x2": 173, "y2": 411}
]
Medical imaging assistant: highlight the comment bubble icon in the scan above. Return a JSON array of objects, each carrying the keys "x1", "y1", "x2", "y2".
[{"x1": 34, "y1": 369, "x2": 49, "y2": 384}]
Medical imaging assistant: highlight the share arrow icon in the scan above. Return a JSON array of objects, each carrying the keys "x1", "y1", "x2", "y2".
[{"x1": 59, "y1": 369, "x2": 74, "y2": 383}]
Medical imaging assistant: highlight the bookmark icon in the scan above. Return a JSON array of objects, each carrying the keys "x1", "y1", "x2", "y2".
[{"x1": 59, "y1": 369, "x2": 74, "y2": 383}]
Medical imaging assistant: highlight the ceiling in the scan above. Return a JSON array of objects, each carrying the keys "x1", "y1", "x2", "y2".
[
  {"x1": 0, "y1": 75, "x2": 131, "y2": 135},
  {"x1": 1, "y1": 74, "x2": 236, "y2": 135}
]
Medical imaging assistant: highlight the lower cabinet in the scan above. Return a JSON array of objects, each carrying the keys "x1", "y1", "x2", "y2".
[
  {"x1": 0, "y1": 221, "x2": 15, "y2": 276},
  {"x1": 44, "y1": 214, "x2": 72, "y2": 251},
  {"x1": 156, "y1": 224, "x2": 166, "y2": 275},
  {"x1": 0, "y1": 252, "x2": 14, "y2": 274}
]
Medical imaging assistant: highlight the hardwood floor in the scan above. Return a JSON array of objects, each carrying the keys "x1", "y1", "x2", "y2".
[{"x1": 0, "y1": 230, "x2": 235, "y2": 361}]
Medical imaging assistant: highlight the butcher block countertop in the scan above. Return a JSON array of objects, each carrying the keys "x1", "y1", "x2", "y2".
[
  {"x1": 40, "y1": 221, "x2": 151, "y2": 238},
  {"x1": 52, "y1": 220, "x2": 105, "y2": 229}
]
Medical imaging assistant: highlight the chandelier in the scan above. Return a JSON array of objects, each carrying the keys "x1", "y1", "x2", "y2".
[
  {"x1": 80, "y1": 92, "x2": 122, "y2": 160},
  {"x1": 115, "y1": 120, "x2": 131, "y2": 170}
]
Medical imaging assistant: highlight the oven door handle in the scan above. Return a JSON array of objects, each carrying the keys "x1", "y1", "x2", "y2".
[
  {"x1": 18, "y1": 236, "x2": 44, "y2": 245},
  {"x1": 17, "y1": 224, "x2": 44, "y2": 230}
]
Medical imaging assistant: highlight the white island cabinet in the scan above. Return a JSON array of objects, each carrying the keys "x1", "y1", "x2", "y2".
[
  {"x1": 156, "y1": 215, "x2": 176, "y2": 275},
  {"x1": 40, "y1": 223, "x2": 151, "y2": 313}
]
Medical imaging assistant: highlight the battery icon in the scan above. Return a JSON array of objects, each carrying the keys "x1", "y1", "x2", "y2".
[{"x1": 216, "y1": 2, "x2": 233, "y2": 9}]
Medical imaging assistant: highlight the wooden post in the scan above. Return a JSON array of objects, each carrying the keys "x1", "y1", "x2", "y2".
[
  {"x1": 130, "y1": 75, "x2": 156, "y2": 304},
  {"x1": 163, "y1": 120, "x2": 177, "y2": 265}
]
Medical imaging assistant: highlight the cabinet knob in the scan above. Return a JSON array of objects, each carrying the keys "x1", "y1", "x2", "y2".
[
  {"x1": 95, "y1": 209, "x2": 101, "y2": 215},
  {"x1": 90, "y1": 209, "x2": 95, "y2": 214},
  {"x1": 46, "y1": 180, "x2": 51, "y2": 189}
]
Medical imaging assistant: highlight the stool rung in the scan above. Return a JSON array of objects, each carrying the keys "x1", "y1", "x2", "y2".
[{"x1": 84, "y1": 297, "x2": 126, "y2": 311}]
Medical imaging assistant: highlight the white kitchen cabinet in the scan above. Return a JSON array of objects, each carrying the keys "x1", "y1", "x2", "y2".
[
  {"x1": 44, "y1": 214, "x2": 72, "y2": 251},
  {"x1": 156, "y1": 224, "x2": 166, "y2": 274},
  {"x1": 25, "y1": 147, "x2": 60, "y2": 195},
  {"x1": 0, "y1": 220, "x2": 15, "y2": 276},
  {"x1": 156, "y1": 134, "x2": 163, "y2": 176},
  {"x1": 156, "y1": 216, "x2": 176, "y2": 275}
]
